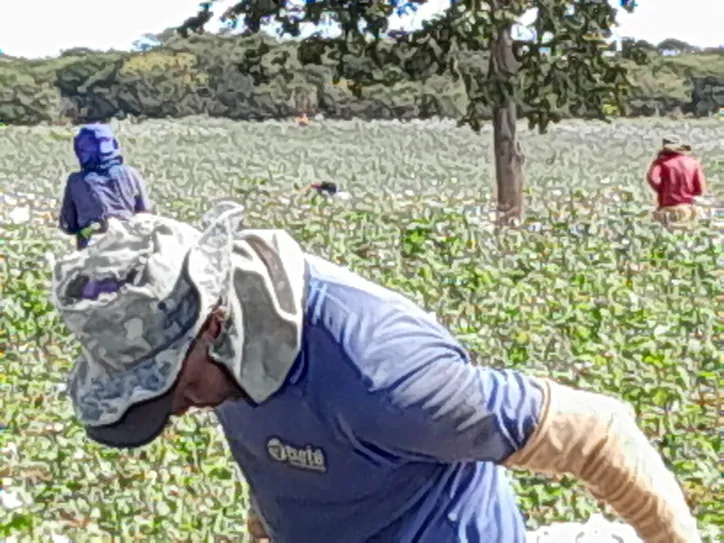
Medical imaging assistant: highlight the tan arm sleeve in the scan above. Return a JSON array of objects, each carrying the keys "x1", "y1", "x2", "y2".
[{"x1": 504, "y1": 378, "x2": 701, "y2": 543}]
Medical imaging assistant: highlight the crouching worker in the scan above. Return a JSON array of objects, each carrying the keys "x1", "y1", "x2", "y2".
[
  {"x1": 50, "y1": 201, "x2": 701, "y2": 543},
  {"x1": 59, "y1": 123, "x2": 154, "y2": 250},
  {"x1": 647, "y1": 136, "x2": 707, "y2": 229}
]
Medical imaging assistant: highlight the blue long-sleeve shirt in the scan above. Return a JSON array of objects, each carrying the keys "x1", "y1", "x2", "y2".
[{"x1": 216, "y1": 255, "x2": 545, "y2": 542}]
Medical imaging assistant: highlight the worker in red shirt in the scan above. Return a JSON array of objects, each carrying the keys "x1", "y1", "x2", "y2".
[{"x1": 647, "y1": 136, "x2": 707, "y2": 227}]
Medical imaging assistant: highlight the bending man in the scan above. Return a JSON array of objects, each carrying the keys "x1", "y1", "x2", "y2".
[
  {"x1": 51, "y1": 202, "x2": 701, "y2": 542},
  {"x1": 647, "y1": 136, "x2": 707, "y2": 228},
  {"x1": 58, "y1": 123, "x2": 154, "y2": 249}
]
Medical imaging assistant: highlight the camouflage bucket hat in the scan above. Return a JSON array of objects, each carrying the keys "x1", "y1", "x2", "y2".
[
  {"x1": 661, "y1": 136, "x2": 692, "y2": 153},
  {"x1": 51, "y1": 205, "x2": 244, "y2": 448}
]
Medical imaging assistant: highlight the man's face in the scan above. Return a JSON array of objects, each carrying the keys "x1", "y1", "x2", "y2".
[
  {"x1": 171, "y1": 310, "x2": 242, "y2": 417},
  {"x1": 82, "y1": 308, "x2": 243, "y2": 449}
]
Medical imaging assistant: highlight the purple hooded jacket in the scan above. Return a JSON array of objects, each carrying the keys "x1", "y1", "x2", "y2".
[{"x1": 59, "y1": 124, "x2": 153, "y2": 246}]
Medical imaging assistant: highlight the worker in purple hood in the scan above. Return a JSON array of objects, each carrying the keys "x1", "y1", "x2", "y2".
[{"x1": 59, "y1": 123, "x2": 154, "y2": 250}]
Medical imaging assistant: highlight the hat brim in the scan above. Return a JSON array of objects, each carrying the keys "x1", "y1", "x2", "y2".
[
  {"x1": 662, "y1": 143, "x2": 691, "y2": 152},
  {"x1": 84, "y1": 386, "x2": 174, "y2": 448}
]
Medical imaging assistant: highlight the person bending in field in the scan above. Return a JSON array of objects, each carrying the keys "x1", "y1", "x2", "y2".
[
  {"x1": 50, "y1": 201, "x2": 701, "y2": 543},
  {"x1": 647, "y1": 136, "x2": 707, "y2": 228},
  {"x1": 59, "y1": 123, "x2": 154, "y2": 250}
]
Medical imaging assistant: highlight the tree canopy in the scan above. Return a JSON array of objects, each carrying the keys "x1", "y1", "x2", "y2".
[{"x1": 180, "y1": 1, "x2": 644, "y2": 132}]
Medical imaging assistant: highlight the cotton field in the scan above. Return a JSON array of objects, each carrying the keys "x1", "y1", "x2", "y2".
[{"x1": 1, "y1": 117, "x2": 721, "y2": 542}]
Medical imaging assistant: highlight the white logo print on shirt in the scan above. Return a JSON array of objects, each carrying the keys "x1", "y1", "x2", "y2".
[{"x1": 266, "y1": 437, "x2": 327, "y2": 473}]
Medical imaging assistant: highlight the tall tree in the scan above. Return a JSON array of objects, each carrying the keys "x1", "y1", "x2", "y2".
[
  {"x1": 180, "y1": 0, "x2": 644, "y2": 225},
  {"x1": 656, "y1": 38, "x2": 698, "y2": 55},
  {"x1": 620, "y1": 37, "x2": 657, "y2": 61}
]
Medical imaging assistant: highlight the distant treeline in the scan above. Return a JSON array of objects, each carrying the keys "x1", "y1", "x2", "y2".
[{"x1": 1, "y1": 33, "x2": 723, "y2": 126}]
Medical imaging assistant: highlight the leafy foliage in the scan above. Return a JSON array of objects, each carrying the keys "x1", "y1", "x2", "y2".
[
  {"x1": 0, "y1": 38, "x2": 722, "y2": 126},
  {"x1": 0, "y1": 117, "x2": 721, "y2": 540},
  {"x1": 180, "y1": 0, "x2": 650, "y2": 133}
]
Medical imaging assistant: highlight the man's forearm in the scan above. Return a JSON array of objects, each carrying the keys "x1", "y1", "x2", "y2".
[
  {"x1": 646, "y1": 164, "x2": 661, "y2": 191},
  {"x1": 247, "y1": 493, "x2": 270, "y2": 542},
  {"x1": 503, "y1": 378, "x2": 700, "y2": 543}
]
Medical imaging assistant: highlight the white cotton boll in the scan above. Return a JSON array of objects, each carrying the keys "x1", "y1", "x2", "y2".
[
  {"x1": 8, "y1": 205, "x2": 31, "y2": 224},
  {"x1": 0, "y1": 489, "x2": 25, "y2": 510},
  {"x1": 1, "y1": 442, "x2": 18, "y2": 458},
  {"x1": 587, "y1": 514, "x2": 640, "y2": 541},
  {"x1": 526, "y1": 517, "x2": 643, "y2": 543}
]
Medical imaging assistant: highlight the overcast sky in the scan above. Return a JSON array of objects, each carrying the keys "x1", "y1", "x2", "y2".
[{"x1": 1, "y1": 0, "x2": 721, "y2": 59}]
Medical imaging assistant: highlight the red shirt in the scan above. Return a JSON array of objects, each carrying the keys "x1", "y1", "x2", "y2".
[{"x1": 647, "y1": 152, "x2": 705, "y2": 208}]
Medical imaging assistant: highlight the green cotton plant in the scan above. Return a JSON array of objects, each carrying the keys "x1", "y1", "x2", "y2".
[
  {"x1": 0, "y1": 117, "x2": 722, "y2": 541},
  {"x1": 1, "y1": 226, "x2": 66, "y2": 355}
]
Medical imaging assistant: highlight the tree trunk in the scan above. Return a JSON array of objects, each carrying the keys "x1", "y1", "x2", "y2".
[{"x1": 489, "y1": 21, "x2": 524, "y2": 226}]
